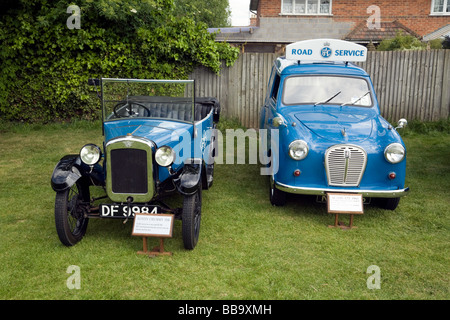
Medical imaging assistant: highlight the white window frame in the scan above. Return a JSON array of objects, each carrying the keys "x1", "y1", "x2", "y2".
[
  {"x1": 430, "y1": 0, "x2": 450, "y2": 15},
  {"x1": 281, "y1": 0, "x2": 332, "y2": 16}
]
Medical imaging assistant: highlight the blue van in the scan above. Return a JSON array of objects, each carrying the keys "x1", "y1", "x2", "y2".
[{"x1": 260, "y1": 39, "x2": 409, "y2": 209}]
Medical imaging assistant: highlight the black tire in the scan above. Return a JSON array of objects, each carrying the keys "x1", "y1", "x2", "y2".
[
  {"x1": 55, "y1": 182, "x2": 90, "y2": 246},
  {"x1": 182, "y1": 188, "x2": 202, "y2": 250},
  {"x1": 203, "y1": 162, "x2": 214, "y2": 189},
  {"x1": 203, "y1": 132, "x2": 216, "y2": 190},
  {"x1": 270, "y1": 179, "x2": 286, "y2": 206},
  {"x1": 378, "y1": 197, "x2": 400, "y2": 210}
]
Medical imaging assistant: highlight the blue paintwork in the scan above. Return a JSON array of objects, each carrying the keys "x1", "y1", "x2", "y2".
[
  {"x1": 103, "y1": 115, "x2": 214, "y2": 184},
  {"x1": 104, "y1": 119, "x2": 193, "y2": 149},
  {"x1": 260, "y1": 59, "x2": 407, "y2": 196}
]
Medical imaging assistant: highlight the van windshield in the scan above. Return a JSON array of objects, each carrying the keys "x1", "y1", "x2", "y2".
[{"x1": 283, "y1": 76, "x2": 373, "y2": 107}]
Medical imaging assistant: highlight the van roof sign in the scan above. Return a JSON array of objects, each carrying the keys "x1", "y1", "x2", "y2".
[{"x1": 286, "y1": 39, "x2": 368, "y2": 62}]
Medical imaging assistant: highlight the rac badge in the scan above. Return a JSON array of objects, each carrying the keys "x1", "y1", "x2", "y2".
[{"x1": 321, "y1": 45, "x2": 332, "y2": 58}]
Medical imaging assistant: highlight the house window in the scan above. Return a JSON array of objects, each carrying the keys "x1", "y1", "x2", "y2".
[
  {"x1": 282, "y1": 0, "x2": 331, "y2": 15},
  {"x1": 431, "y1": 0, "x2": 450, "y2": 14}
]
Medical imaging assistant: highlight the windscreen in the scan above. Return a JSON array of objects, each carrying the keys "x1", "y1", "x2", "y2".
[
  {"x1": 102, "y1": 79, "x2": 195, "y2": 122},
  {"x1": 283, "y1": 76, "x2": 372, "y2": 107}
]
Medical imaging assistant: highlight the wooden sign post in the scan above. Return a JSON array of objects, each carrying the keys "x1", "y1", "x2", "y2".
[
  {"x1": 327, "y1": 193, "x2": 364, "y2": 229},
  {"x1": 132, "y1": 213, "x2": 174, "y2": 256}
]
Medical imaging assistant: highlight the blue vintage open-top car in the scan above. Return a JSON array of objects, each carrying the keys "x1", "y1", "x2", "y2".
[
  {"x1": 260, "y1": 39, "x2": 409, "y2": 210},
  {"x1": 51, "y1": 78, "x2": 219, "y2": 249}
]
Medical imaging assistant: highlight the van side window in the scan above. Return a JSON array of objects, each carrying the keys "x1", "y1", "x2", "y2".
[
  {"x1": 265, "y1": 67, "x2": 275, "y2": 102},
  {"x1": 271, "y1": 74, "x2": 281, "y2": 101}
]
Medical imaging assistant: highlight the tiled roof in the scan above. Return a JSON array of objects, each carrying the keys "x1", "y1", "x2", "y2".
[
  {"x1": 210, "y1": 17, "x2": 354, "y2": 43},
  {"x1": 423, "y1": 24, "x2": 450, "y2": 41},
  {"x1": 345, "y1": 20, "x2": 421, "y2": 43}
]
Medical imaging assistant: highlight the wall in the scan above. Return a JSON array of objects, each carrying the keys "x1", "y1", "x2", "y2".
[
  {"x1": 190, "y1": 50, "x2": 450, "y2": 128},
  {"x1": 253, "y1": 0, "x2": 450, "y2": 37}
]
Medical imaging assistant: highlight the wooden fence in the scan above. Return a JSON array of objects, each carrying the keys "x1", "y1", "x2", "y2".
[{"x1": 190, "y1": 50, "x2": 450, "y2": 128}]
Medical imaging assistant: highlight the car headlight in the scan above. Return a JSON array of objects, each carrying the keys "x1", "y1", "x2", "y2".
[
  {"x1": 384, "y1": 143, "x2": 405, "y2": 164},
  {"x1": 289, "y1": 140, "x2": 309, "y2": 160},
  {"x1": 155, "y1": 146, "x2": 175, "y2": 167},
  {"x1": 80, "y1": 144, "x2": 102, "y2": 165}
]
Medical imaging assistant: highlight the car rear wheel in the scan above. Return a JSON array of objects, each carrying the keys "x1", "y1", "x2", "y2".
[
  {"x1": 55, "y1": 182, "x2": 90, "y2": 246},
  {"x1": 182, "y1": 188, "x2": 202, "y2": 250}
]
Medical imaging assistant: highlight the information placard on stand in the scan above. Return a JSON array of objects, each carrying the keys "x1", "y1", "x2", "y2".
[
  {"x1": 132, "y1": 214, "x2": 174, "y2": 256},
  {"x1": 327, "y1": 193, "x2": 363, "y2": 229}
]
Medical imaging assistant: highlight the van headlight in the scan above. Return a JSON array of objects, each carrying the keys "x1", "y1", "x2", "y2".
[
  {"x1": 155, "y1": 146, "x2": 175, "y2": 167},
  {"x1": 80, "y1": 144, "x2": 102, "y2": 165},
  {"x1": 289, "y1": 140, "x2": 309, "y2": 160},
  {"x1": 384, "y1": 143, "x2": 405, "y2": 164}
]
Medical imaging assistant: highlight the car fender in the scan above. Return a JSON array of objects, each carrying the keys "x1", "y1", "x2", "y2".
[
  {"x1": 173, "y1": 158, "x2": 203, "y2": 196},
  {"x1": 51, "y1": 155, "x2": 104, "y2": 192}
]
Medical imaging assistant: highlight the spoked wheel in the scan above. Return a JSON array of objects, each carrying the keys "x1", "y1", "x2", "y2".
[
  {"x1": 182, "y1": 187, "x2": 202, "y2": 250},
  {"x1": 55, "y1": 182, "x2": 90, "y2": 246}
]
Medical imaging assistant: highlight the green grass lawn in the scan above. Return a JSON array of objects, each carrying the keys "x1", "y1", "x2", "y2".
[{"x1": 0, "y1": 120, "x2": 448, "y2": 300}]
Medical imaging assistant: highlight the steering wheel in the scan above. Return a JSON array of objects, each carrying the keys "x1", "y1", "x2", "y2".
[{"x1": 113, "y1": 101, "x2": 150, "y2": 118}]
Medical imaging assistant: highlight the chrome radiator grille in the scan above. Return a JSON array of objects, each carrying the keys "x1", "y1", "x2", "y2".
[
  {"x1": 325, "y1": 145, "x2": 367, "y2": 187},
  {"x1": 110, "y1": 148, "x2": 148, "y2": 194},
  {"x1": 106, "y1": 136, "x2": 154, "y2": 203}
]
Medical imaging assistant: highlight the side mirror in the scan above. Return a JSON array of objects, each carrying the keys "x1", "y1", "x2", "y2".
[
  {"x1": 271, "y1": 116, "x2": 287, "y2": 128},
  {"x1": 88, "y1": 78, "x2": 101, "y2": 99},
  {"x1": 395, "y1": 118, "x2": 407, "y2": 130},
  {"x1": 88, "y1": 78, "x2": 100, "y2": 86}
]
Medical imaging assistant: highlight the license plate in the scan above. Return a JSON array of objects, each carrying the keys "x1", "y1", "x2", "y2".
[
  {"x1": 316, "y1": 195, "x2": 371, "y2": 204},
  {"x1": 327, "y1": 193, "x2": 364, "y2": 214},
  {"x1": 99, "y1": 204, "x2": 163, "y2": 218}
]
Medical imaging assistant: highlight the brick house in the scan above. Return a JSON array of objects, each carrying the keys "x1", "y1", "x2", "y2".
[{"x1": 211, "y1": 0, "x2": 450, "y2": 52}]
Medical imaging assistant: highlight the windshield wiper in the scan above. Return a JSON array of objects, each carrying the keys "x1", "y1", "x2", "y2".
[
  {"x1": 340, "y1": 91, "x2": 371, "y2": 107},
  {"x1": 314, "y1": 91, "x2": 342, "y2": 106}
]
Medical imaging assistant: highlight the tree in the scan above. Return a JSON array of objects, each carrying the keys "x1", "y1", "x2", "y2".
[
  {"x1": 0, "y1": 0, "x2": 239, "y2": 122},
  {"x1": 377, "y1": 30, "x2": 443, "y2": 51},
  {"x1": 377, "y1": 31, "x2": 425, "y2": 51},
  {"x1": 174, "y1": 0, "x2": 231, "y2": 28},
  {"x1": 443, "y1": 36, "x2": 450, "y2": 49}
]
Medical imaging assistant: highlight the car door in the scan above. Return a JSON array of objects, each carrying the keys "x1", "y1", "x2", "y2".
[
  {"x1": 260, "y1": 67, "x2": 282, "y2": 173},
  {"x1": 260, "y1": 66, "x2": 277, "y2": 129}
]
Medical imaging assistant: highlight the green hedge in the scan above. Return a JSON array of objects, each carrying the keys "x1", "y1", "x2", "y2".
[{"x1": 0, "y1": 0, "x2": 239, "y2": 122}]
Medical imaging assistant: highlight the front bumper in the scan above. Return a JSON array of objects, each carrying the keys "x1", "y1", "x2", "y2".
[{"x1": 275, "y1": 181, "x2": 409, "y2": 198}]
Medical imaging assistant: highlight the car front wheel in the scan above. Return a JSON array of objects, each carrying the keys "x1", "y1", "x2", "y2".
[
  {"x1": 54, "y1": 182, "x2": 90, "y2": 246},
  {"x1": 182, "y1": 188, "x2": 202, "y2": 250},
  {"x1": 378, "y1": 197, "x2": 400, "y2": 210},
  {"x1": 270, "y1": 179, "x2": 286, "y2": 206}
]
